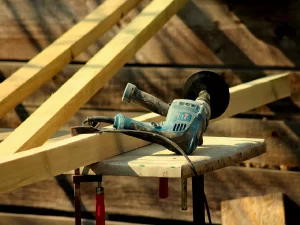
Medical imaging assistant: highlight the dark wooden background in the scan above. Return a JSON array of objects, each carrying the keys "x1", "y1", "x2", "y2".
[{"x1": 0, "y1": 0, "x2": 300, "y2": 224}]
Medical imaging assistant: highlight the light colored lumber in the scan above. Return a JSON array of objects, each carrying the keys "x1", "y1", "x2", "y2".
[
  {"x1": 215, "y1": 73, "x2": 291, "y2": 121},
  {"x1": 0, "y1": 111, "x2": 171, "y2": 193},
  {"x1": 89, "y1": 136, "x2": 265, "y2": 178},
  {"x1": 45, "y1": 134, "x2": 71, "y2": 144},
  {"x1": 0, "y1": 0, "x2": 141, "y2": 119},
  {"x1": 221, "y1": 193, "x2": 286, "y2": 225},
  {"x1": 0, "y1": 132, "x2": 151, "y2": 193},
  {"x1": 0, "y1": 0, "x2": 188, "y2": 155}
]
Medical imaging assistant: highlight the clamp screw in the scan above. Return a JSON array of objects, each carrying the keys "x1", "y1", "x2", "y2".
[{"x1": 96, "y1": 182, "x2": 104, "y2": 194}]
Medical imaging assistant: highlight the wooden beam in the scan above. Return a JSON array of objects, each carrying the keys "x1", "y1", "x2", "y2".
[
  {"x1": 0, "y1": 132, "x2": 152, "y2": 193},
  {"x1": 215, "y1": 73, "x2": 291, "y2": 121},
  {"x1": 0, "y1": 0, "x2": 189, "y2": 155},
  {"x1": 0, "y1": 0, "x2": 141, "y2": 119},
  {"x1": 0, "y1": 73, "x2": 291, "y2": 193}
]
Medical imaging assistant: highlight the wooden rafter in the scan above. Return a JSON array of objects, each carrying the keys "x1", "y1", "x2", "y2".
[
  {"x1": 0, "y1": 0, "x2": 141, "y2": 119},
  {"x1": 0, "y1": 73, "x2": 290, "y2": 193},
  {"x1": 216, "y1": 73, "x2": 290, "y2": 121},
  {"x1": 0, "y1": 0, "x2": 189, "y2": 155},
  {"x1": 0, "y1": 132, "x2": 150, "y2": 193}
]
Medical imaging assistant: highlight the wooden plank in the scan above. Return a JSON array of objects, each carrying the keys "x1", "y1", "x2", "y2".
[
  {"x1": 1, "y1": 168, "x2": 300, "y2": 224},
  {"x1": 0, "y1": 131, "x2": 153, "y2": 193},
  {"x1": 90, "y1": 136, "x2": 265, "y2": 178},
  {"x1": 0, "y1": 0, "x2": 189, "y2": 154},
  {"x1": 0, "y1": 0, "x2": 299, "y2": 67},
  {"x1": 215, "y1": 73, "x2": 291, "y2": 121},
  {"x1": 0, "y1": 0, "x2": 142, "y2": 119},
  {"x1": 221, "y1": 193, "x2": 286, "y2": 225},
  {"x1": 0, "y1": 213, "x2": 147, "y2": 225}
]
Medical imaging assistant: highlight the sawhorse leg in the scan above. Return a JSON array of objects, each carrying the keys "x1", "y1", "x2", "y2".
[
  {"x1": 73, "y1": 171, "x2": 105, "y2": 225},
  {"x1": 192, "y1": 175, "x2": 205, "y2": 225},
  {"x1": 74, "y1": 168, "x2": 81, "y2": 225}
]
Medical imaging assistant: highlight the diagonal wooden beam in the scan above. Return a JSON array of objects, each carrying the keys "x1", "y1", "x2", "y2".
[
  {"x1": 215, "y1": 73, "x2": 291, "y2": 121},
  {"x1": 0, "y1": 0, "x2": 189, "y2": 155},
  {"x1": 0, "y1": 132, "x2": 150, "y2": 193},
  {"x1": 0, "y1": 0, "x2": 141, "y2": 119},
  {"x1": 0, "y1": 73, "x2": 290, "y2": 193}
]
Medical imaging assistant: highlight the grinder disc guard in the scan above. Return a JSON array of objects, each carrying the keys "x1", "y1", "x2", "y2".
[{"x1": 183, "y1": 70, "x2": 230, "y2": 119}]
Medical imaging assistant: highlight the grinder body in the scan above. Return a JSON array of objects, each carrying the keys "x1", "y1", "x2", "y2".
[
  {"x1": 112, "y1": 70, "x2": 229, "y2": 155},
  {"x1": 114, "y1": 91, "x2": 211, "y2": 154}
]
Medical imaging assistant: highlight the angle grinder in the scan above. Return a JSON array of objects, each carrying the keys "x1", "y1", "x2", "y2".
[{"x1": 82, "y1": 70, "x2": 230, "y2": 155}]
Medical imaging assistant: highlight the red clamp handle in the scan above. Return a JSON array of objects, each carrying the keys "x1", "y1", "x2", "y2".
[{"x1": 96, "y1": 184, "x2": 105, "y2": 225}]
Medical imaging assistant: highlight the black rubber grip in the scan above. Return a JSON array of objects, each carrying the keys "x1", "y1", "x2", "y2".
[{"x1": 122, "y1": 83, "x2": 170, "y2": 116}]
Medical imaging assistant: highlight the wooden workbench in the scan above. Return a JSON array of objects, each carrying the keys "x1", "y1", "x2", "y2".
[
  {"x1": 75, "y1": 136, "x2": 265, "y2": 225},
  {"x1": 89, "y1": 136, "x2": 265, "y2": 178}
]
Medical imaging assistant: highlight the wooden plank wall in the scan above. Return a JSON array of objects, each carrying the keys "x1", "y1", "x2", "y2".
[{"x1": 0, "y1": 0, "x2": 300, "y2": 224}]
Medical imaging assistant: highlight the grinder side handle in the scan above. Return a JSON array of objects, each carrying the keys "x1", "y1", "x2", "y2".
[{"x1": 122, "y1": 83, "x2": 170, "y2": 116}]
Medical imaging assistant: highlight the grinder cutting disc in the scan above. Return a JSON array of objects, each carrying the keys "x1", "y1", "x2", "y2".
[{"x1": 182, "y1": 70, "x2": 230, "y2": 119}]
